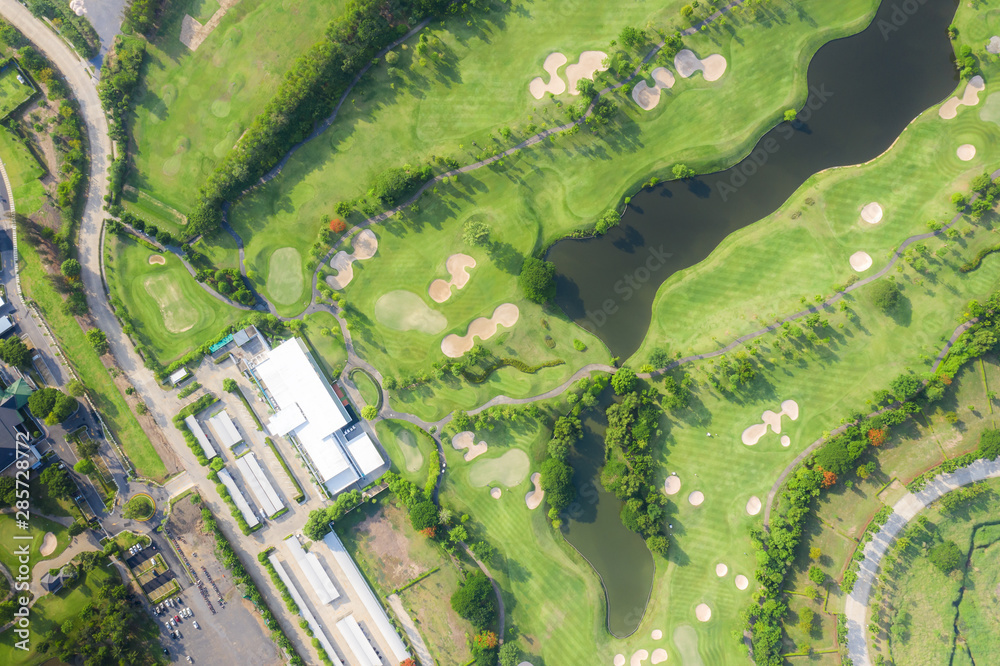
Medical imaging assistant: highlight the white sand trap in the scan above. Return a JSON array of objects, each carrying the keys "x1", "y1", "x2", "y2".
[
  {"x1": 441, "y1": 303, "x2": 519, "y2": 357},
  {"x1": 451, "y1": 431, "x2": 488, "y2": 461},
  {"x1": 850, "y1": 251, "x2": 873, "y2": 272},
  {"x1": 328, "y1": 229, "x2": 377, "y2": 289},
  {"x1": 651, "y1": 649, "x2": 668, "y2": 664},
  {"x1": 742, "y1": 400, "x2": 800, "y2": 445},
  {"x1": 695, "y1": 603, "x2": 712, "y2": 622},
  {"x1": 939, "y1": 75, "x2": 986, "y2": 119},
  {"x1": 861, "y1": 202, "x2": 883, "y2": 224},
  {"x1": 429, "y1": 254, "x2": 477, "y2": 303},
  {"x1": 566, "y1": 51, "x2": 609, "y2": 95},
  {"x1": 715, "y1": 563, "x2": 728, "y2": 577},
  {"x1": 525, "y1": 472, "x2": 544, "y2": 510},
  {"x1": 780, "y1": 435, "x2": 791, "y2": 448},
  {"x1": 746, "y1": 496, "x2": 762, "y2": 516},
  {"x1": 374, "y1": 290, "x2": 447, "y2": 334},
  {"x1": 614, "y1": 656, "x2": 626, "y2": 666},
  {"x1": 630, "y1": 650, "x2": 649, "y2": 666},
  {"x1": 470, "y1": 449, "x2": 530, "y2": 488},
  {"x1": 988, "y1": 36, "x2": 1000, "y2": 55},
  {"x1": 529, "y1": 52, "x2": 568, "y2": 99},
  {"x1": 688, "y1": 491, "x2": 704, "y2": 506},
  {"x1": 663, "y1": 475, "x2": 681, "y2": 495},
  {"x1": 632, "y1": 67, "x2": 675, "y2": 111},
  {"x1": 957, "y1": 144, "x2": 977, "y2": 161},
  {"x1": 148, "y1": 254, "x2": 166, "y2": 265},
  {"x1": 652, "y1": 629, "x2": 663, "y2": 640},
  {"x1": 674, "y1": 49, "x2": 727, "y2": 82},
  {"x1": 490, "y1": 487, "x2": 502, "y2": 499},
  {"x1": 735, "y1": 574, "x2": 749, "y2": 590},
  {"x1": 39, "y1": 532, "x2": 57, "y2": 557}
]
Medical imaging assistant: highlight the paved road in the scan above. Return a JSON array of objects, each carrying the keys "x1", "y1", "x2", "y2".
[{"x1": 844, "y1": 457, "x2": 1000, "y2": 666}]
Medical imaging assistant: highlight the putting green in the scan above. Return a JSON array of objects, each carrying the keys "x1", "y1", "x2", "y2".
[
  {"x1": 468, "y1": 449, "x2": 530, "y2": 488},
  {"x1": 266, "y1": 247, "x2": 305, "y2": 305},
  {"x1": 979, "y1": 91, "x2": 1000, "y2": 125},
  {"x1": 395, "y1": 429, "x2": 424, "y2": 473},
  {"x1": 144, "y1": 273, "x2": 198, "y2": 333},
  {"x1": 374, "y1": 290, "x2": 447, "y2": 334}
]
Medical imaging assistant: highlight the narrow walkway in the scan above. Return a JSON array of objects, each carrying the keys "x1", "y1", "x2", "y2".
[
  {"x1": 844, "y1": 457, "x2": 1000, "y2": 666},
  {"x1": 386, "y1": 594, "x2": 433, "y2": 666}
]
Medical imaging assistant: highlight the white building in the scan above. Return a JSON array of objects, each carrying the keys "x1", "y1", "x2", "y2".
[
  {"x1": 251, "y1": 338, "x2": 386, "y2": 496},
  {"x1": 208, "y1": 411, "x2": 243, "y2": 449},
  {"x1": 183, "y1": 415, "x2": 217, "y2": 459}
]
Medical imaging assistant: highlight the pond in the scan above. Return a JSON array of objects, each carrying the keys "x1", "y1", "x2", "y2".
[
  {"x1": 549, "y1": 0, "x2": 961, "y2": 361},
  {"x1": 554, "y1": 0, "x2": 960, "y2": 637}
]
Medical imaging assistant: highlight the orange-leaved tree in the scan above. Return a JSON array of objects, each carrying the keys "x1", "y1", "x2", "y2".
[{"x1": 867, "y1": 428, "x2": 887, "y2": 447}]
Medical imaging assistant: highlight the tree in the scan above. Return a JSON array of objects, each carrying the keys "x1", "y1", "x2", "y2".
[
  {"x1": 462, "y1": 219, "x2": 490, "y2": 246},
  {"x1": 890, "y1": 373, "x2": 923, "y2": 402},
  {"x1": 86, "y1": 329, "x2": 109, "y2": 354},
  {"x1": 540, "y1": 456, "x2": 574, "y2": 513},
  {"x1": 868, "y1": 280, "x2": 901, "y2": 314},
  {"x1": 499, "y1": 641, "x2": 522, "y2": 666},
  {"x1": 361, "y1": 405, "x2": 378, "y2": 420},
  {"x1": 223, "y1": 378, "x2": 237, "y2": 393},
  {"x1": 783, "y1": 109, "x2": 797, "y2": 122},
  {"x1": 60, "y1": 258, "x2": 81, "y2": 279},
  {"x1": 807, "y1": 566, "x2": 826, "y2": 585},
  {"x1": 0, "y1": 336, "x2": 31, "y2": 367},
  {"x1": 618, "y1": 26, "x2": 646, "y2": 47},
  {"x1": 809, "y1": 547, "x2": 822, "y2": 561},
  {"x1": 0, "y1": 475, "x2": 15, "y2": 507},
  {"x1": 798, "y1": 607, "x2": 815, "y2": 633},
  {"x1": 867, "y1": 428, "x2": 887, "y2": 446},
  {"x1": 47, "y1": 393, "x2": 78, "y2": 425},
  {"x1": 409, "y1": 500, "x2": 439, "y2": 532},
  {"x1": 40, "y1": 465, "x2": 75, "y2": 499},
  {"x1": 646, "y1": 534, "x2": 669, "y2": 557},
  {"x1": 73, "y1": 459, "x2": 96, "y2": 476},
  {"x1": 672, "y1": 163, "x2": 695, "y2": 179},
  {"x1": 928, "y1": 540, "x2": 961, "y2": 573},
  {"x1": 611, "y1": 367, "x2": 637, "y2": 395},
  {"x1": 66, "y1": 379, "x2": 86, "y2": 397},
  {"x1": 979, "y1": 429, "x2": 1000, "y2": 460},
  {"x1": 29, "y1": 387, "x2": 59, "y2": 418},
  {"x1": 451, "y1": 571, "x2": 497, "y2": 629},
  {"x1": 518, "y1": 257, "x2": 556, "y2": 303}
]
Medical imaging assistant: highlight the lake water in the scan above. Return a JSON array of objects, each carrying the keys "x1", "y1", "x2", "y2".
[{"x1": 556, "y1": 0, "x2": 960, "y2": 637}]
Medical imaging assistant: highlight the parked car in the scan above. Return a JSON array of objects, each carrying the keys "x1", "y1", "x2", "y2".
[
  {"x1": 174, "y1": 615, "x2": 181, "y2": 623},
  {"x1": 192, "y1": 621, "x2": 199, "y2": 630}
]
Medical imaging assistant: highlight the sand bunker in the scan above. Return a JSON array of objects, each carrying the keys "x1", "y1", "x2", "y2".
[
  {"x1": 688, "y1": 491, "x2": 704, "y2": 506},
  {"x1": 674, "y1": 49, "x2": 727, "y2": 82},
  {"x1": 566, "y1": 51, "x2": 609, "y2": 95},
  {"x1": 441, "y1": 303, "x2": 519, "y2": 357},
  {"x1": 861, "y1": 202, "x2": 883, "y2": 224},
  {"x1": 179, "y1": 0, "x2": 240, "y2": 51},
  {"x1": 746, "y1": 496, "x2": 762, "y2": 516},
  {"x1": 663, "y1": 475, "x2": 681, "y2": 495},
  {"x1": 695, "y1": 604, "x2": 712, "y2": 622},
  {"x1": 470, "y1": 449, "x2": 530, "y2": 488},
  {"x1": 741, "y1": 400, "x2": 800, "y2": 445},
  {"x1": 715, "y1": 563, "x2": 728, "y2": 577},
  {"x1": 374, "y1": 290, "x2": 447, "y2": 334},
  {"x1": 939, "y1": 75, "x2": 986, "y2": 119},
  {"x1": 148, "y1": 254, "x2": 166, "y2": 265},
  {"x1": 989, "y1": 36, "x2": 1000, "y2": 55},
  {"x1": 614, "y1": 656, "x2": 626, "y2": 666},
  {"x1": 69, "y1": 0, "x2": 84, "y2": 16},
  {"x1": 651, "y1": 649, "x2": 668, "y2": 665},
  {"x1": 850, "y1": 251, "x2": 873, "y2": 272},
  {"x1": 957, "y1": 144, "x2": 977, "y2": 161},
  {"x1": 328, "y1": 229, "x2": 377, "y2": 289},
  {"x1": 780, "y1": 436, "x2": 791, "y2": 448},
  {"x1": 529, "y1": 52, "x2": 568, "y2": 99},
  {"x1": 490, "y1": 487, "x2": 502, "y2": 499},
  {"x1": 451, "y1": 431, "x2": 488, "y2": 461},
  {"x1": 429, "y1": 254, "x2": 476, "y2": 303},
  {"x1": 629, "y1": 650, "x2": 649, "y2": 666},
  {"x1": 39, "y1": 532, "x2": 57, "y2": 557},
  {"x1": 735, "y1": 574, "x2": 749, "y2": 590},
  {"x1": 525, "y1": 472, "x2": 544, "y2": 510},
  {"x1": 632, "y1": 67, "x2": 675, "y2": 111},
  {"x1": 652, "y1": 629, "x2": 663, "y2": 640}
]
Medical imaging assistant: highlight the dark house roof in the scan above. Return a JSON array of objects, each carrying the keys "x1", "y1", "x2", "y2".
[
  {"x1": 39, "y1": 571, "x2": 62, "y2": 592},
  {"x1": 0, "y1": 379, "x2": 34, "y2": 472}
]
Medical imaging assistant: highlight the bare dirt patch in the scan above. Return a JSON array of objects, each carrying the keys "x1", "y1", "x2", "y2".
[{"x1": 353, "y1": 502, "x2": 427, "y2": 589}]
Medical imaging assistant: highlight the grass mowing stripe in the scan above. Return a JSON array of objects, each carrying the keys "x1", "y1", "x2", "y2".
[{"x1": 18, "y1": 235, "x2": 167, "y2": 479}]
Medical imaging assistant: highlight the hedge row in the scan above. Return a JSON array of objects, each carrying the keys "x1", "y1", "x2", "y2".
[
  {"x1": 172, "y1": 394, "x2": 218, "y2": 467},
  {"x1": 265, "y1": 437, "x2": 305, "y2": 503}
]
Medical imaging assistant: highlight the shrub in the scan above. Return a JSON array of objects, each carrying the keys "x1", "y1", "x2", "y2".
[
  {"x1": 979, "y1": 429, "x2": 1000, "y2": 460},
  {"x1": 86, "y1": 329, "x2": 109, "y2": 354},
  {"x1": 450, "y1": 571, "x2": 497, "y2": 629},
  {"x1": 518, "y1": 257, "x2": 556, "y2": 303},
  {"x1": 928, "y1": 540, "x2": 961, "y2": 573},
  {"x1": 868, "y1": 280, "x2": 901, "y2": 314},
  {"x1": 409, "y1": 500, "x2": 439, "y2": 532},
  {"x1": 611, "y1": 366, "x2": 637, "y2": 395},
  {"x1": 807, "y1": 566, "x2": 826, "y2": 585},
  {"x1": 361, "y1": 405, "x2": 377, "y2": 420}
]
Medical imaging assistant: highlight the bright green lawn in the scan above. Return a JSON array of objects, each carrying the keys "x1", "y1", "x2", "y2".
[
  {"x1": 18, "y1": 236, "x2": 167, "y2": 480},
  {"x1": 0, "y1": 513, "x2": 69, "y2": 578},
  {"x1": 350, "y1": 369, "x2": 381, "y2": 409},
  {"x1": 298, "y1": 310, "x2": 348, "y2": 380},
  {"x1": 105, "y1": 233, "x2": 241, "y2": 362},
  {"x1": 128, "y1": 0, "x2": 335, "y2": 212},
  {"x1": 0, "y1": 64, "x2": 33, "y2": 118},
  {"x1": 121, "y1": 186, "x2": 188, "y2": 236},
  {"x1": 374, "y1": 419, "x2": 432, "y2": 481},
  {"x1": 226, "y1": 0, "x2": 877, "y2": 316},
  {"x1": 0, "y1": 125, "x2": 45, "y2": 216}
]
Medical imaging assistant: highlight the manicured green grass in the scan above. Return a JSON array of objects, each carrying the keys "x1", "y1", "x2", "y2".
[
  {"x1": 0, "y1": 513, "x2": 69, "y2": 577},
  {"x1": 105, "y1": 233, "x2": 241, "y2": 362},
  {"x1": 128, "y1": 0, "x2": 335, "y2": 213},
  {"x1": 297, "y1": 311, "x2": 348, "y2": 380},
  {"x1": 0, "y1": 63, "x2": 33, "y2": 118},
  {"x1": 374, "y1": 419, "x2": 431, "y2": 481},
  {"x1": 225, "y1": 0, "x2": 877, "y2": 317},
  {"x1": 350, "y1": 368, "x2": 380, "y2": 409},
  {"x1": 264, "y1": 246, "x2": 304, "y2": 305},
  {"x1": 0, "y1": 124, "x2": 45, "y2": 216},
  {"x1": 18, "y1": 236, "x2": 167, "y2": 480},
  {"x1": 121, "y1": 186, "x2": 188, "y2": 236}
]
